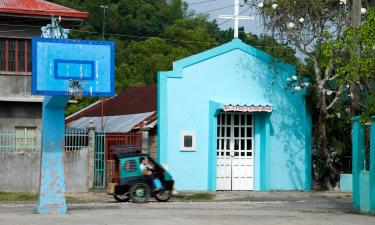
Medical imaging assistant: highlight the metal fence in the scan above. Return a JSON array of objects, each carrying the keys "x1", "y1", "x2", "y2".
[
  {"x1": 105, "y1": 132, "x2": 142, "y2": 184},
  {"x1": 94, "y1": 132, "x2": 106, "y2": 188},
  {"x1": 93, "y1": 131, "x2": 142, "y2": 189},
  {"x1": 0, "y1": 129, "x2": 89, "y2": 152},
  {"x1": 361, "y1": 124, "x2": 371, "y2": 171},
  {"x1": 64, "y1": 130, "x2": 89, "y2": 151}
]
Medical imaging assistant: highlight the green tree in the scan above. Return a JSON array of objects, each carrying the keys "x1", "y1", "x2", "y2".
[
  {"x1": 355, "y1": 8, "x2": 375, "y2": 118},
  {"x1": 248, "y1": 0, "x2": 359, "y2": 189}
]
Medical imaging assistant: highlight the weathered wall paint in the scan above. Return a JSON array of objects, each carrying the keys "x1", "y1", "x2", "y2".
[
  {"x1": 35, "y1": 96, "x2": 70, "y2": 214},
  {"x1": 0, "y1": 150, "x2": 89, "y2": 193},
  {"x1": 158, "y1": 39, "x2": 312, "y2": 191}
]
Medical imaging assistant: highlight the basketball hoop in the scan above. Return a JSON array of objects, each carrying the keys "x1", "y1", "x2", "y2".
[
  {"x1": 32, "y1": 38, "x2": 114, "y2": 97},
  {"x1": 68, "y1": 79, "x2": 87, "y2": 99}
]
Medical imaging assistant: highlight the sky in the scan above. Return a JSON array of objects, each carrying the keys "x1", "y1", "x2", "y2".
[{"x1": 184, "y1": 0, "x2": 265, "y2": 36}]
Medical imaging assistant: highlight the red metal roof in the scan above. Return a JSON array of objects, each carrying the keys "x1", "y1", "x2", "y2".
[
  {"x1": 0, "y1": 0, "x2": 88, "y2": 19},
  {"x1": 66, "y1": 85, "x2": 157, "y2": 124}
]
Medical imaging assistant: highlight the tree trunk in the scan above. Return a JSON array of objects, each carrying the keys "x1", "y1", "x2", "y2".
[{"x1": 316, "y1": 94, "x2": 335, "y2": 190}]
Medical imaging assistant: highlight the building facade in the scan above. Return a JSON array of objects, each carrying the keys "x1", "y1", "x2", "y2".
[
  {"x1": 158, "y1": 39, "x2": 312, "y2": 191},
  {"x1": 0, "y1": 0, "x2": 87, "y2": 134}
]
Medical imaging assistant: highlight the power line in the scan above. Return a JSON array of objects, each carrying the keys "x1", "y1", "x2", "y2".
[
  {"x1": 218, "y1": 6, "x2": 251, "y2": 26},
  {"x1": 200, "y1": 4, "x2": 236, "y2": 14},
  {"x1": 70, "y1": 28, "x2": 293, "y2": 50},
  {"x1": 0, "y1": 21, "x2": 291, "y2": 50},
  {"x1": 188, "y1": 0, "x2": 219, "y2": 5},
  {"x1": 69, "y1": 29, "x2": 218, "y2": 45}
]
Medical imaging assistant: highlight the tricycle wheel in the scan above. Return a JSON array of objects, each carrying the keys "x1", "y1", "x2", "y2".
[
  {"x1": 154, "y1": 189, "x2": 172, "y2": 202},
  {"x1": 114, "y1": 193, "x2": 130, "y2": 202},
  {"x1": 130, "y1": 183, "x2": 151, "y2": 203}
]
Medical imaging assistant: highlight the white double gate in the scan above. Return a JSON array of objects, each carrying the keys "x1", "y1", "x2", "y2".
[{"x1": 216, "y1": 112, "x2": 254, "y2": 190}]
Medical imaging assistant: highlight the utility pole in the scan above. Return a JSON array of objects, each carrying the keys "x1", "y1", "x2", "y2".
[
  {"x1": 100, "y1": 4, "x2": 108, "y2": 129},
  {"x1": 101, "y1": 98, "x2": 104, "y2": 132},
  {"x1": 219, "y1": 0, "x2": 253, "y2": 38},
  {"x1": 352, "y1": 0, "x2": 361, "y2": 54},
  {"x1": 100, "y1": 5, "x2": 108, "y2": 40},
  {"x1": 350, "y1": 0, "x2": 362, "y2": 115}
]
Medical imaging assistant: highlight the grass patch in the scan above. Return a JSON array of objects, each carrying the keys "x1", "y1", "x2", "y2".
[
  {"x1": 174, "y1": 192, "x2": 215, "y2": 201},
  {"x1": 0, "y1": 192, "x2": 38, "y2": 201},
  {"x1": 0, "y1": 192, "x2": 81, "y2": 202}
]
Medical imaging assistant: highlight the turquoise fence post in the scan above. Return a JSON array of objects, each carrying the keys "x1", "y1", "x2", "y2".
[
  {"x1": 370, "y1": 116, "x2": 375, "y2": 213},
  {"x1": 35, "y1": 96, "x2": 70, "y2": 214},
  {"x1": 352, "y1": 116, "x2": 361, "y2": 210}
]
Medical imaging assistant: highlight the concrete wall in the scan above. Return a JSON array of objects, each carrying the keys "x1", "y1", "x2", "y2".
[
  {"x1": 0, "y1": 152, "x2": 40, "y2": 192},
  {"x1": 0, "y1": 75, "x2": 33, "y2": 98},
  {"x1": 0, "y1": 150, "x2": 89, "y2": 193},
  {"x1": 0, "y1": 101, "x2": 42, "y2": 130},
  {"x1": 65, "y1": 149, "x2": 89, "y2": 193},
  {"x1": 339, "y1": 174, "x2": 352, "y2": 192},
  {"x1": 149, "y1": 129, "x2": 158, "y2": 161}
]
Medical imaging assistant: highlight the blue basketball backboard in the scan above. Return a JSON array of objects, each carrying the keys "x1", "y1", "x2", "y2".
[{"x1": 32, "y1": 38, "x2": 115, "y2": 97}]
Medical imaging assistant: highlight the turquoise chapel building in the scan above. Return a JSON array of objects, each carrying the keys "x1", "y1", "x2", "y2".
[{"x1": 157, "y1": 39, "x2": 312, "y2": 191}]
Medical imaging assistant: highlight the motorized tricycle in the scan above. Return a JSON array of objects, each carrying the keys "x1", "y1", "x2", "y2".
[{"x1": 106, "y1": 146, "x2": 174, "y2": 203}]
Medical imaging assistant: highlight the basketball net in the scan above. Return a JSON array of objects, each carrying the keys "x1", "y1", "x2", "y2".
[{"x1": 68, "y1": 79, "x2": 87, "y2": 100}]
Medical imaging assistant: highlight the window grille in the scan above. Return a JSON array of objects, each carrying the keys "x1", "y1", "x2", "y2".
[
  {"x1": 15, "y1": 127, "x2": 38, "y2": 151},
  {"x1": 0, "y1": 38, "x2": 31, "y2": 73}
]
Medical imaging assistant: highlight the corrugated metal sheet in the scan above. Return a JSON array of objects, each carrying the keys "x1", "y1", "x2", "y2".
[
  {"x1": 0, "y1": 0, "x2": 88, "y2": 18},
  {"x1": 66, "y1": 85, "x2": 157, "y2": 124},
  {"x1": 146, "y1": 120, "x2": 157, "y2": 129},
  {"x1": 67, "y1": 112, "x2": 156, "y2": 132}
]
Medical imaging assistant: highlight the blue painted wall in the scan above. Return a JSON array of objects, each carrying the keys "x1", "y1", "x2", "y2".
[
  {"x1": 158, "y1": 39, "x2": 312, "y2": 191},
  {"x1": 340, "y1": 174, "x2": 353, "y2": 192}
]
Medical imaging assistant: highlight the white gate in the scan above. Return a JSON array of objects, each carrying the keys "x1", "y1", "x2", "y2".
[{"x1": 216, "y1": 112, "x2": 254, "y2": 190}]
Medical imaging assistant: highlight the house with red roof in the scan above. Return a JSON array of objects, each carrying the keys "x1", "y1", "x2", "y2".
[
  {"x1": 66, "y1": 85, "x2": 158, "y2": 159},
  {"x1": 0, "y1": 0, "x2": 88, "y2": 133}
]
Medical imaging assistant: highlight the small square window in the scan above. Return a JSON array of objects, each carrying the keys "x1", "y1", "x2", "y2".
[
  {"x1": 184, "y1": 135, "x2": 193, "y2": 148},
  {"x1": 180, "y1": 131, "x2": 196, "y2": 151}
]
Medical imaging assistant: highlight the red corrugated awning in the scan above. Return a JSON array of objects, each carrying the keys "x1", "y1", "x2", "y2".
[{"x1": 0, "y1": 0, "x2": 88, "y2": 19}]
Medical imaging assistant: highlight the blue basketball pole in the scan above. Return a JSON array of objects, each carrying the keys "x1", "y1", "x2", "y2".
[
  {"x1": 35, "y1": 96, "x2": 70, "y2": 214},
  {"x1": 32, "y1": 18, "x2": 114, "y2": 214},
  {"x1": 34, "y1": 18, "x2": 70, "y2": 215}
]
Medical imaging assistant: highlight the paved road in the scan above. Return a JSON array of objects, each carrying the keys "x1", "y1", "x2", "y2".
[{"x1": 1, "y1": 194, "x2": 375, "y2": 225}]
